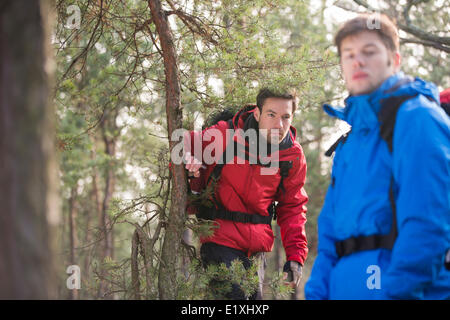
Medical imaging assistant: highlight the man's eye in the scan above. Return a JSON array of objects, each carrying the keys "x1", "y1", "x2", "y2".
[
  {"x1": 364, "y1": 51, "x2": 375, "y2": 56},
  {"x1": 268, "y1": 114, "x2": 275, "y2": 118},
  {"x1": 343, "y1": 53, "x2": 354, "y2": 60}
]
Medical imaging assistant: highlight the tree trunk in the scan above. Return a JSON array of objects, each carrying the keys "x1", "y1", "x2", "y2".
[
  {"x1": 274, "y1": 225, "x2": 283, "y2": 273},
  {"x1": 148, "y1": 0, "x2": 187, "y2": 300},
  {"x1": 131, "y1": 230, "x2": 141, "y2": 300},
  {"x1": 101, "y1": 144, "x2": 115, "y2": 262},
  {"x1": 0, "y1": 0, "x2": 58, "y2": 299},
  {"x1": 181, "y1": 229, "x2": 193, "y2": 279},
  {"x1": 82, "y1": 175, "x2": 95, "y2": 292},
  {"x1": 274, "y1": 225, "x2": 284, "y2": 299},
  {"x1": 81, "y1": 179, "x2": 96, "y2": 295},
  {"x1": 86, "y1": 139, "x2": 102, "y2": 298},
  {"x1": 97, "y1": 111, "x2": 118, "y2": 299},
  {"x1": 68, "y1": 185, "x2": 79, "y2": 300}
]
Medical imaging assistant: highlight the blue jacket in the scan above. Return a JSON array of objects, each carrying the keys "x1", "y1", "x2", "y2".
[{"x1": 305, "y1": 73, "x2": 450, "y2": 299}]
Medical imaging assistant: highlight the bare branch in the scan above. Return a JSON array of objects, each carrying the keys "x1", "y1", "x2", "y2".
[
  {"x1": 400, "y1": 0, "x2": 450, "y2": 46},
  {"x1": 350, "y1": 0, "x2": 450, "y2": 51},
  {"x1": 401, "y1": 37, "x2": 450, "y2": 53},
  {"x1": 352, "y1": 0, "x2": 376, "y2": 11},
  {"x1": 61, "y1": 0, "x2": 105, "y2": 80},
  {"x1": 165, "y1": 0, "x2": 218, "y2": 45}
]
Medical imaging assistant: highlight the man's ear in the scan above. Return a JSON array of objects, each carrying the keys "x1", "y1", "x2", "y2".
[
  {"x1": 392, "y1": 51, "x2": 401, "y2": 72},
  {"x1": 254, "y1": 107, "x2": 260, "y2": 122}
]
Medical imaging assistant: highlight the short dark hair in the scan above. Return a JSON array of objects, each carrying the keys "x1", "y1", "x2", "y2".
[
  {"x1": 334, "y1": 13, "x2": 399, "y2": 56},
  {"x1": 256, "y1": 87, "x2": 298, "y2": 114}
]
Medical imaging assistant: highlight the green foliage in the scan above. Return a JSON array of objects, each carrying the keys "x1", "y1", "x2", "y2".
[
  {"x1": 176, "y1": 256, "x2": 260, "y2": 300},
  {"x1": 205, "y1": 259, "x2": 260, "y2": 300},
  {"x1": 186, "y1": 218, "x2": 218, "y2": 239},
  {"x1": 176, "y1": 259, "x2": 211, "y2": 299},
  {"x1": 266, "y1": 271, "x2": 295, "y2": 299},
  {"x1": 175, "y1": 254, "x2": 297, "y2": 300}
]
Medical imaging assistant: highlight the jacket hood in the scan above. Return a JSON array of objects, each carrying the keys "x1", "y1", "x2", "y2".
[{"x1": 323, "y1": 72, "x2": 440, "y2": 130}]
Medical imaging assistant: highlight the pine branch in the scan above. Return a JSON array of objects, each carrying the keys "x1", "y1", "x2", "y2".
[
  {"x1": 351, "y1": 0, "x2": 450, "y2": 50},
  {"x1": 401, "y1": 37, "x2": 450, "y2": 53},
  {"x1": 61, "y1": 0, "x2": 105, "y2": 80}
]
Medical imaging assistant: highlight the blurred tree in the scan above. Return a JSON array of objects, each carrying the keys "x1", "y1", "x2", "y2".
[{"x1": 0, "y1": 0, "x2": 59, "y2": 299}]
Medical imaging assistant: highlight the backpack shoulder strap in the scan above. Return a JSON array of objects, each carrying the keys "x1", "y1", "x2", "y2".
[
  {"x1": 379, "y1": 77, "x2": 448, "y2": 152},
  {"x1": 441, "y1": 102, "x2": 450, "y2": 116},
  {"x1": 277, "y1": 160, "x2": 293, "y2": 194},
  {"x1": 324, "y1": 129, "x2": 352, "y2": 157},
  {"x1": 378, "y1": 94, "x2": 417, "y2": 152}
]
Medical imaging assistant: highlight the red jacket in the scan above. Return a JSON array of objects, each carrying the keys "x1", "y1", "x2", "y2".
[
  {"x1": 187, "y1": 106, "x2": 308, "y2": 265},
  {"x1": 441, "y1": 88, "x2": 450, "y2": 103}
]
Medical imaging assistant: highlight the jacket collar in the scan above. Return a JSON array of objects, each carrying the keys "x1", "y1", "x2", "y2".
[{"x1": 323, "y1": 72, "x2": 406, "y2": 130}]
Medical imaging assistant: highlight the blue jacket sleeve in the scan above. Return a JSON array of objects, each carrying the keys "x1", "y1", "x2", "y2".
[
  {"x1": 384, "y1": 95, "x2": 450, "y2": 299},
  {"x1": 304, "y1": 184, "x2": 339, "y2": 300}
]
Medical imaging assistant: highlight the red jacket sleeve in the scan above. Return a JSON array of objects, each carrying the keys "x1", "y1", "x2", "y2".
[
  {"x1": 276, "y1": 145, "x2": 309, "y2": 265},
  {"x1": 184, "y1": 122, "x2": 229, "y2": 213}
]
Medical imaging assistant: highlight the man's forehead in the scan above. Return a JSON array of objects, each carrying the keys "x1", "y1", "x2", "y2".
[
  {"x1": 264, "y1": 108, "x2": 292, "y2": 114},
  {"x1": 341, "y1": 31, "x2": 384, "y2": 50},
  {"x1": 262, "y1": 99, "x2": 293, "y2": 114}
]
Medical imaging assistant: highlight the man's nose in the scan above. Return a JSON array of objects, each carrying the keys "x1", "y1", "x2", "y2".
[
  {"x1": 273, "y1": 118, "x2": 283, "y2": 129},
  {"x1": 352, "y1": 53, "x2": 365, "y2": 68}
]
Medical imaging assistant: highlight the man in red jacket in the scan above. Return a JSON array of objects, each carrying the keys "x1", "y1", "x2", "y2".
[{"x1": 184, "y1": 88, "x2": 308, "y2": 299}]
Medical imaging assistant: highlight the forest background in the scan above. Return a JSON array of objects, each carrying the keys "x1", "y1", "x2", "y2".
[{"x1": 0, "y1": 0, "x2": 448, "y2": 299}]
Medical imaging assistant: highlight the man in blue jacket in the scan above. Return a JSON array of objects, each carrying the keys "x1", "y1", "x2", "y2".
[{"x1": 305, "y1": 13, "x2": 450, "y2": 299}]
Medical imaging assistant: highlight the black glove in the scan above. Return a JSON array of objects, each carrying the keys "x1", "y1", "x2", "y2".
[{"x1": 283, "y1": 261, "x2": 303, "y2": 288}]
